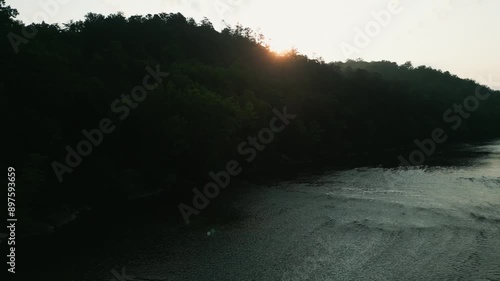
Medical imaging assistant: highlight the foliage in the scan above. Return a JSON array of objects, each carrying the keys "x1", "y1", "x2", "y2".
[{"x1": 2, "y1": 4, "x2": 499, "y2": 213}]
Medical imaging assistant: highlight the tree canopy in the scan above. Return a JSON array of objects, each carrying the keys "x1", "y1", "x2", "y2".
[{"x1": 2, "y1": 4, "x2": 500, "y2": 218}]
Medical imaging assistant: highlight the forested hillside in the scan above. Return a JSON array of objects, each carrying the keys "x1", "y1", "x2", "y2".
[{"x1": 2, "y1": 1, "x2": 499, "y2": 224}]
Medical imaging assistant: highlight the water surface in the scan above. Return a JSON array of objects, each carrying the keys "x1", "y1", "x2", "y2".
[{"x1": 32, "y1": 140, "x2": 500, "y2": 280}]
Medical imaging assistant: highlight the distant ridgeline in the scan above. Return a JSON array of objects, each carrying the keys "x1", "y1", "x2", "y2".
[{"x1": 2, "y1": 1, "x2": 500, "y2": 224}]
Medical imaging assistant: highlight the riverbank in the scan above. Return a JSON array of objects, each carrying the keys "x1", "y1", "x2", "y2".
[{"x1": 12, "y1": 138, "x2": 500, "y2": 242}]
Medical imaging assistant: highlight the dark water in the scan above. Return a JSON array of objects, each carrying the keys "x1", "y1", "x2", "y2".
[{"x1": 22, "y1": 140, "x2": 500, "y2": 281}]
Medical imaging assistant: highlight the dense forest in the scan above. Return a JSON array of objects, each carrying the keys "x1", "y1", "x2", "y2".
[{"x1": 2, "y1": 1, "x2": 500, "y2": 229}]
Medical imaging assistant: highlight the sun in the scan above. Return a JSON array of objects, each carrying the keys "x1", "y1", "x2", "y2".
[
  {"x1": 269, "y1": 47, "x2": 290, "y2": 57},
  {"x1": 267, "y1": 38, "x2": 295, "y2": 57}
]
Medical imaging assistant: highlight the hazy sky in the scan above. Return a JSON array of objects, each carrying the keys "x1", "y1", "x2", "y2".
[{"x1": 6, "y1": 0, "x2": 500, "y2": 89}]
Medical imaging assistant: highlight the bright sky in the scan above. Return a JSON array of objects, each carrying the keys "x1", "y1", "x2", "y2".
[{"x1": 6, "y1": 0, "x2": 500, "y2": 89}]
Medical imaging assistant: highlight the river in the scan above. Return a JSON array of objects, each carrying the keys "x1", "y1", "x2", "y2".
[{"x1": 25, "y1": 140, "x2": 500, "y2": 281}]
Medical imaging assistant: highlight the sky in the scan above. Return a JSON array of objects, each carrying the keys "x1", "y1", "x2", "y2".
[{"x1": 6, "y1": 0, "x2": 500, "y2": 89}]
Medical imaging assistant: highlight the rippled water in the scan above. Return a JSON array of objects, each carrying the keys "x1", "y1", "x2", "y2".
[{"x1": 32, "y1": 140, "x2": 500, "y2": 281}]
